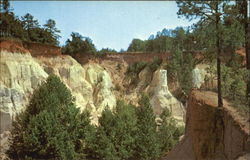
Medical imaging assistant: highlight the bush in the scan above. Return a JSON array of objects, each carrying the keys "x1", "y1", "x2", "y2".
[
  {"x1": 158, "y1": 108, "x2": 183, "y2": 154},
  {"x1": 126, "y1": 61, "x2": 148, "y2": 86},
  {"x1": 148, "y1": 56, "x2": 162, "y2": 72},
  {"x1": 126, "y1": 61, "x2": 148, "y2": 76},
  {"x1": 7, "y1": 75, "x2": 92, "y2": 160},
  {"x1": 221, "y1": 64, "x2": 248, "y2": 113}
]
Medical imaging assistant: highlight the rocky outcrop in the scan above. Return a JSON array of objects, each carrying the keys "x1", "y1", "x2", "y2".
[
  {"x1": 0, "y1": 131, "x2": 11, "y2": 160},
  {"x1": 0, "y1": 51, "x2": 117, "y2": 131},
  {"x1": 0, "y1": 87, "x2": 25, "y2": 133},
  {"x1": 36, "y1": 57, "x2": 117, "y2": 124},
  {"x1": 192, "y1": 67, "x2": 206, "y2": 88},
  {"x1": 36, "y1": 55, "x2": 94, "y2": 112},
  {"x1": 146, "y1": 69, "x2": 185, "y2": 126},
  {"x1": 0, "y1": 52, "x2": 48, "y2": 95},
  {"x1": 163, "y1": 90, "x2": 250, "y2": 160},
  {"x1": 192, "y1": 64, "x2": 217, "y2": 89},
  {"x1": 84, "y1": 63, "x2": 116, "y2": 121},
  {"x1": 0, "y1": 52, "x2": 48, "y2": 133}
]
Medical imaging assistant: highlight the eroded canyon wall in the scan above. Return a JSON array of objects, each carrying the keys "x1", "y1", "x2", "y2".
[{"x1": 163, "y1": 90, "x2": 250, "y2": 160}]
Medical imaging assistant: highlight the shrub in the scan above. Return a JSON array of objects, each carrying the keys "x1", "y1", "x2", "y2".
[
  {"x1": 158, "y1": 108, "x2": 183, "y2": 155},
  {"x1": 127, "y1": 61, "x2": 147, "y2": 76},
  {"x1": 221, "y1": 64, "x2": 248, "y2": 113},
  {"x1": 148, "y1": 56, "x2": 163, "y2": 72}
]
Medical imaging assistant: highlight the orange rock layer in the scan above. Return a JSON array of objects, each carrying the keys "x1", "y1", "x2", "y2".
[{"x1": 163, "y1": 90, "x2": 250, "y2": 160}]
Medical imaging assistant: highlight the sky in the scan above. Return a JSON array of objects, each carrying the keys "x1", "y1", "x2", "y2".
[{"x1": 11, "y1": 1, "x2": 197, "y2": 51}]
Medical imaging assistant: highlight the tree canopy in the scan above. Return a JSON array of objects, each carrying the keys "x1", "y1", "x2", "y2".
[
  {"x1": 0, "y1": 1, "x2": 61, "y2": 46},
  {"x1": 62, "y1": 32, "x2": 97, "y2": 56},
  {"x1": 7, "y1": 75, "x2": 92, "y2": 159}
]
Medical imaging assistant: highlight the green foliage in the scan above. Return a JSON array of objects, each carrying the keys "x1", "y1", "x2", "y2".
[
  {"x1": 126, "y1": 57, "x2": 162, "y2": 87},
  {"x1": 7, "y1": 81, "x2": 181, "y2": 160},
  {"x1": 148, "y1": 56, "x2": 163, "y2": 72},
  {"x1": 43, "y1": 19, "x2": 61, "y2": 45},
  {"x1": 221, "y1": 63, "x2": 248, "y2": 111},
  {"x1": 127, "y1": 61, "x2": 148, "y2": 76},
  {"x1": 87, "y1": 100, "x2": 138, "y2": 160},
  {"x1": 126, "y1": 27, "x2": 188, "y2": 53},
  {"x1": 176, "y1": 1, "x2": 245, "y2": 62},
  {"x1": 207, "y1": 59, "x2": 249, "y2": 114},
  {"x1": 0, "y1": 12, "x2": 27, "y2": 39},
  {"x1": 134, "y1": 94, "x2": 161, "y2": 160},
  {"x1": 158, "y1": 108, "x2": 183, "y2": 154},
  {"x1": 126, "y1": 61, "x2": 148, "y2": 86},
  {"x1": 62, "y1": 32, "x2": 96, "y2": 56},
  {"x1": 85, "y1": 96, "x2": 182, "y2": 160},
  {"x1": 126, "y1": 57, "x2": 162, "y2": 77},
  {"x1": 0, "y1": 11, "x2": 60, "y2": 45},
  {"x1": 98, "y1": 48, "x2": 117, "y2": 55},
  {"x1": 127, "y1": 39, "x2": 146, "y2": 52},
  {"x1": 7, "y1": 75, "x2": 92, "y2": 160},
  {"x1": 167, "y1": 47, "x2": 195, "y2": 94}
]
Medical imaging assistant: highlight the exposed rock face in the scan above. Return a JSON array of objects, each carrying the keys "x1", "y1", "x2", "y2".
[
  {"x1": 147, "y1": 69, "x2": 185, "y2": 126},
  {"x1": 1, "y1": 41, "x2": 185, "y2": 128},
  {"x1": 0, "y1": 40, "x2": 61, "y2": 56},
  {"x1": 192, "y1": 64, "x2": 217, "y2": 89},
  {"x1": 137, "y1": 67, "x2": 153, "y2": 92},
  {"x1": 36, "y1": 58, "x2": 117, "y2": 124},
  {"x1": 0, "y1": 52, "x2": 117, "y2": 130},
  {"x1": 163, "y1": 90, "x2": 250, "y2": 160},
  {"x1": 192, "y1": 67, "x2": 206, "y2": 88},
  {"x1": 0, "y1": 131, "x2": 11, "y2": 160},
  {"x1": 0, "y1": 52, "x2": 48, "y2": 95},
  {"x1": 0, "y1": 87, "x2": 25, "y2": 133},
  {"x1": 0, "y1": 50, "x2": 186, "y2": 132},
  {"x1": 36, "y1": 56, "x2": 94, "y2": 112},
  {"x1": 162, "y1": 135, "x2": 195, "y2": 160},
  {"x1": 0, "y1": 52, "x2": 48, "y2": 133},
  {"x1": 84, "y1": 63, "x2": 116, "y2": 121}
]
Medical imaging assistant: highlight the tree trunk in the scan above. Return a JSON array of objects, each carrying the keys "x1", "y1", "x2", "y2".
[
  {"x1": 244, "y1": 0, "x2": 250, "y2": 105},
  {"x1": 216, "y1": 2, "x2": 223, "y2": 108}
]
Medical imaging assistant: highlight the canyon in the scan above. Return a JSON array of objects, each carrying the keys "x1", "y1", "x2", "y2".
[{"x1": 0, "y1": 40, "x2": 249, "y2": 160}]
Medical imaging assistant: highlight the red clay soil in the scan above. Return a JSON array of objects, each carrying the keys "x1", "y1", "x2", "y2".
[
  {"x1": 163, "y1": 90, "x2": 250, "y2": 160},
  {"x1": 75, "y1": 52, "x2": 171, "y2": 65},
  {"x1": 0, "y1": 39, "x2": 61, "y2": 56},
  {"x1": 0, "y1": 39, "x2": 29, "y2": 53},
  {"x1": 23, "y1": 41, "x2": 61, "y2": 56},
  {"x1": 236, "y1": 48, "x2": 246, "y2": 57}
]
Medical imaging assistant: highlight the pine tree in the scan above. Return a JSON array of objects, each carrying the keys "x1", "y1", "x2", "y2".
[
  {"x1": 127, "y1": 39, "x2": 146, "y2": 52},
  {"x1": 43, "y1": 19, "x2": 61, "y2": 45},
  {"x1": 7, "y1": 75, "x2": 91, "y2": 160},
  {"x1": 21, "y1": 13, "x2": 40, "y2": 41},
  {"x1": 177, "y1": 1, "x2": 229, "y2": 107},
  {"x1": 62, "y1": 32, "x2": 97, "y2": 56},
  {"x1": 134, "y1": 94, "x2": 161, "y2": 160},
  {"x1": 0, "y1": 0, "x2": 10, "y2": 13},
  {"x1": 87, "y1": 100, "x2": 138, "y2": 160},
  {"x1": 158, "y1": 108, "x2": 184, "y2": 155}
]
